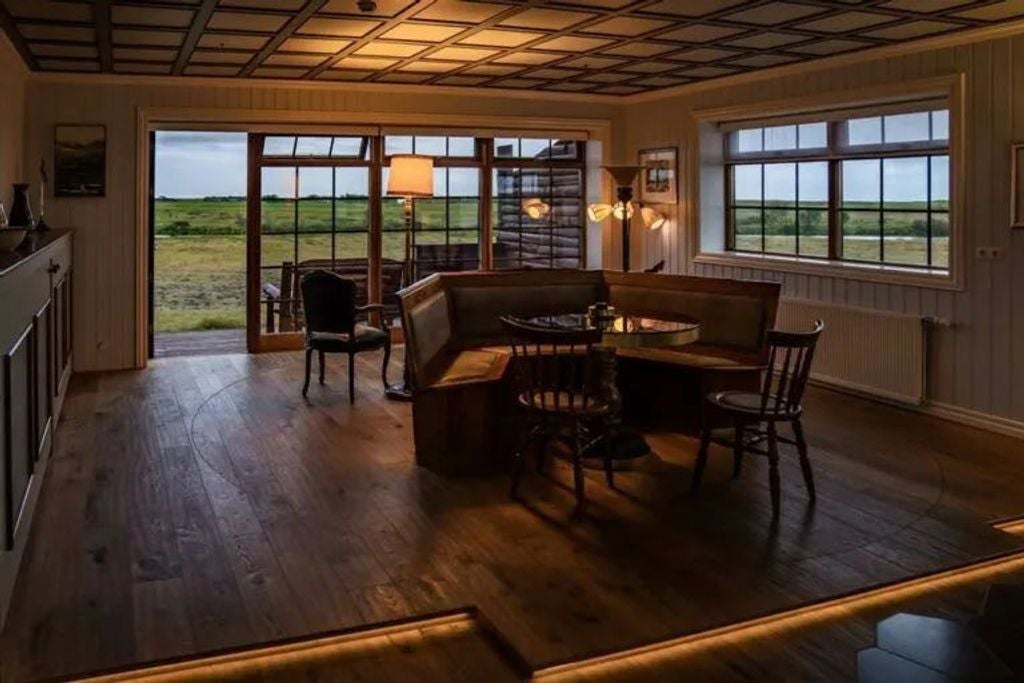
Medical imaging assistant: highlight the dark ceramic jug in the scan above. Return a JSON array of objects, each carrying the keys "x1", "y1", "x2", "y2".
[{"x1": 8, "y1": 183, "x2": 33, "y2": 227}]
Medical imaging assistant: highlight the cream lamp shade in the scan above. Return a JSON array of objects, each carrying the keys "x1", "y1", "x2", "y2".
[
  {"x1": 640, "y1": 206, "x2": 666, "y2": 230},
  {"x1": 387, "y1": 154, "x2": 434, "y2": 197},
  {"x1": 587, "y1": 201, "x2": 634, "y2": 222},
  {"x1": 522, "y1": 198, "x2": 550, "y2": 219}
]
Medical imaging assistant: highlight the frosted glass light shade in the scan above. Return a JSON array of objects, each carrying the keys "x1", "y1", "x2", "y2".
[
  {"x1": 387, "y1": 154, "x2": 434, "y2": 197},
  {"x1": 587, "y1": 201, "x2": 636, "y2": 222},
  {"x1": 640, "y1": 206, "x2": 666, "y2": 230},
  {"x1": 522, "y1": 198, "x2": 550, "y2": 219}
]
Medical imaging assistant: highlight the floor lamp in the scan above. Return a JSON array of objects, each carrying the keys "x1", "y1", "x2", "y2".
[
  {"x1": 587, "y1": 165, "x2": 666, "y2": 272},
  {"x1": 384, "y1": 154, "x2": 434, "y2": 401}
]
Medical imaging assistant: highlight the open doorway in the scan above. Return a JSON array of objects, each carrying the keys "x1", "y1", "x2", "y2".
[{"x1": 150, "y1": 131, "x2": 248, "y2": 358}]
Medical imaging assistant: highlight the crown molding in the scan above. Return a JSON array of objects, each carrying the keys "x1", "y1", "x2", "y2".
[
  {"x1": 624, "y1": 17, "x2": 1024, "y2": 105},
  {"x1": 27, "y1": 70, "x2": 622, "y2": 106}
]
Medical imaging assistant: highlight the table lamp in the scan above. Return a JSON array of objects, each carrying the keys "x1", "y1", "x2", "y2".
[
  {"x1": 385, "y1": 154, "x2": 434, "y2": 401},
  {"x1": 587, "y1": 165, "x2": 664, "y2": 272}
]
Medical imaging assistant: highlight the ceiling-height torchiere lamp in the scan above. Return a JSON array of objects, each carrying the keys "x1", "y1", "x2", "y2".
[
  {"x1": 587, "y1": 165, "x2": 665, "y2": 271},
  {"x1": 384, "y1": 153, "x2": 434, "y2": 401}
]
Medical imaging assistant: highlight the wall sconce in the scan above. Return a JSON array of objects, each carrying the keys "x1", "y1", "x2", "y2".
[{"x1": 521, "y1": 198, "x2": 550, "y2": 219}]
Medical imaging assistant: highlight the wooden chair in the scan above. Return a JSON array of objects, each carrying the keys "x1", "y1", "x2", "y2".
[
  {"x1": 299, "y1": 270, "x2": 391, "y2": 403},
  {"x1": 691, "y1": 320, "x2": 825, "y2": 521},
  {"x1": 500, "y1": 316, "x2": 614, "y2": 509}
]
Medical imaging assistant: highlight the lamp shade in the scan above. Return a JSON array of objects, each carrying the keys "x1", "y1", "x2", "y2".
[
  {"x1": 387, "y1": 154, "x2": 434, "y2": 197},
  {"x1": 640, "y1": 206, "x2": 666, "y2": 230},
  {"x1": 602, "y1": 165, "x2": 642, "y2": 187},
  {"x1": 522, "y1": 198, "x2": 550, "y2": 219}
]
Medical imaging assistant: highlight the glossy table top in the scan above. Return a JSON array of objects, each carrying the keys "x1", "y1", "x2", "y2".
[{"x1": 510, "y1": 311, "x2": 701, "y2": 349}]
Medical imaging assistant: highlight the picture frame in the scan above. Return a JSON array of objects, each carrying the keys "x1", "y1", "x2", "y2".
[
  {"x1": 1013, "y1": 143, "x2": 1024, "y2": 228},
  {"x1": 55, "y1": 124, "x2": 106, "y2": 197},
  {"x1": 638, "y1": 147, "x2": 677, "y2": 205}
]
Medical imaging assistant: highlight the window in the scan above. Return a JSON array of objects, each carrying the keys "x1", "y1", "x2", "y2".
[
  {"x1": 725, "y1": 105, "x2": 949, "y2": 270},
  {"x1": 492, "y1": 139, "x2": 585, "y2": 269},
  {"x1": 383, "y1": 135, "x2": 482, "y2": 281}
]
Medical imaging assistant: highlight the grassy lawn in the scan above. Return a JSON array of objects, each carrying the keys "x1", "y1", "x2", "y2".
[{"x1": 153, "y1": 198, "x2": 479, "y2": 333}]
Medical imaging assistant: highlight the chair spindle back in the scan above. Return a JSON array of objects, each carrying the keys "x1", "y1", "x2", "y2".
[{"x1": 760, "y1": 320, "x2": 824, "y2": 418}]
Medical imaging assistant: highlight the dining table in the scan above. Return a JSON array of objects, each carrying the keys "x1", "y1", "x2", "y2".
[{"x1": 506, "y1": 308, "x2": 702, "y2": 462}]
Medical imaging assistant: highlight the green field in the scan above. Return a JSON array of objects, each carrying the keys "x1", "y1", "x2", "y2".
[
  {"x1": 153, "y1": 197, "x2": 478, "y2": 333},
  {"x1": 154, "y1": 197, "x2": 949, "y2": 334}
]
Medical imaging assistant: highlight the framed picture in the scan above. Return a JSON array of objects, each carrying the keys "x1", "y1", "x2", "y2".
[
  {"x1": 638, "y1": 147, "x2": 677, "y2": 205},
  {"x1": 1013, "y1": 143, "x2": 1024, "y2": 228},
  {"x1": 55, "y1": 124, "x2": 106, "y2": 197}
]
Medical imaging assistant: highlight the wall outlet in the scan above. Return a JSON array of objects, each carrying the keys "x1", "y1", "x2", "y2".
[{"x1": 975, "y1": 246, "x2": 1003, "y2": 260}]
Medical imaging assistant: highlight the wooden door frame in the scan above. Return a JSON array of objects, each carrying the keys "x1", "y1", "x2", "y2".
[{"x1": 134, "y1": 106, "x2": 613, "y2": 368}]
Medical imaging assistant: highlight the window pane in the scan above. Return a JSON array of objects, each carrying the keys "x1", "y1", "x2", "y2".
[
  {"x1": 842, "y1": 211, "x2": 880, "y2": 262},
  {"x1": 764, "y1": 125, "x2": 797, "y2": 151},
  {"x1": 797, "y1": 161, "x2": 828, "y2": 208},
  {"x1": 263, "y1": 136, "x2": 295, "y2": 156},
  {"x1": 931, "y1": 110, "x2": 949, "y2": 140},
  {"x1": 331, "y1": 137, "x2": 366, "y2": 158},
  {"x1": 493, "y1": 166, "x2": 582, "y2": 270},
  {"x1": 736, "y1": 128, "x2": 762, "y2": 153},
  {"x1": 931, "y1": 155, "x2": 949, "y2": 210},
  {"x1": 932, "y1": 213, "x2": 949, "y2": 268},
  {"x1": 550, "y1": 140, "x2": 579, "y2": 160},
  {"x1": 798, "y1": 123, "x2": 827, "y2": 149},
  {"x1": 520, "y1": 138, "x2": 550, "y2": 160},
  {"x1": 883, "y1": 112, "x2": 930, "y2": 144},
  {"x1": 261, "y1": 167, "x2": 296, "y2": 233},
  {"x1": 764, "y1": 209, "x2": 796, "y2": 254},
  {"x1": 732, "y1": 164, "x2": 762, "y2": 205},
  {"x1": 294, "y1": 136, "x2": 332, "y2": 157},
  {"x1": 733, "y1": 208, "x2": 762, "y2": 251},
  {"x1": 415, "y1": 136, "x2": 446, "y2": 156},
  {"x1": 494, "y1": 137, "x2": 518, "y2": 158},
  {"x1": 448, "y1": 168, "x2": 479, "y2": 199},
  {"x1": 883, "y1": 157, "x2": 927, "y2": 209},
  {"x1": 847, "y1": 117, "x2": 881, "y2": 146},
  {"x1": 448, "y1": 137, "x2": 475, "y2": 157},
  {"x1": 298, "y1": 167, "x2": 332, "y2": 234},
  {"x1": 385, "y1": 135, "x2": 413, "y2": 156},
  {"x1": 432, "y1": 168, "x2": 448, "y2": 197},
  {"x1": 335, "y1": 167, "x2": 368, "y2": 232},
  {"x1": 765, "y1": 163, "x2": 796, "y2": 204},
  {"x1": 882, "y1": 212, "x2": 928, "y2": 266},
  {"x1": 842, "y1": 159, "x2": 880, "y2": 208},
  {"x1": 798, "y1": 209, "x2": 828, "y2": 257}
]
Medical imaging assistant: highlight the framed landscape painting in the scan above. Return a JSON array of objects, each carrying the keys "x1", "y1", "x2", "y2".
[
  {"x1": 55, "y1": 124, "x2": 106, "y2": 197},
  {"x1": 638, "y1": 147, "x2": 677, "y2": 205}
]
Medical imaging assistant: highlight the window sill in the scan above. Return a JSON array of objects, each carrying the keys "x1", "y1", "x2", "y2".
[{"x1": 693, "y1": 250, "x2": 961, "y2": 290}]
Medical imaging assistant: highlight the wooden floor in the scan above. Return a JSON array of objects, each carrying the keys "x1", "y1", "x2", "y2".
[
  {"x1": 2, "y1": 349, "x2": 1024, "y2": 682},
  {"x1": 152, "y1": 329, "x2": 246, "y2": 358}
]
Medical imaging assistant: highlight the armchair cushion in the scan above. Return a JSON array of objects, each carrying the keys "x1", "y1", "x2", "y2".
[{"x1": 308, "y1": 324, "x2": 388, "y2": 352}]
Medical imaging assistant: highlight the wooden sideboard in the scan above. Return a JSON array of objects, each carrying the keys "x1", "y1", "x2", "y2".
[{"x1": 0, "y1": 229, "x2": 72, "y2": 628}]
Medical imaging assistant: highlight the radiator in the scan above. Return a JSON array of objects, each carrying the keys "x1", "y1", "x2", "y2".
[{"x1": 776, "y1": 298, "x2": 925, "y2": 405}]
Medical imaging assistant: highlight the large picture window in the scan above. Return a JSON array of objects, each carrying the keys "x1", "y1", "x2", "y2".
[{"x1": 726, "y1": 104, "x2": 950, "y2": 271}]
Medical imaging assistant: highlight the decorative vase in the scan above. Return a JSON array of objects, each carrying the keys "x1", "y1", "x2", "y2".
[{"x1": 8, "y1": 183, "x2": 33, "y2": 228}]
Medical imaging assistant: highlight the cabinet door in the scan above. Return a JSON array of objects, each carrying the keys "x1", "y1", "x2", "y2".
[
  {"x1": 34, "y1": 301, "x2": 52, "y2": 462},
  {"x1": 52, "y1": 271, "x2": 71, "y2": 399},
  {"x1": 3, "y1": 325, "x2": 34, "y2": 550}
]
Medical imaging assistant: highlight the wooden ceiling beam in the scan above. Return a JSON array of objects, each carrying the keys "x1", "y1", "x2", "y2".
[
  {"x1": 173, "y1": 0, "x2": 218, "y2": 75},
  {"x1": 0, "y1": 4, "x2": 38, "y2": 70},
  {"x1": 239, "y1": 0, "x2": 329, "y2": 77},
  {"x1": 95, "y1": 0, "x2": 113, "y2": 72}
]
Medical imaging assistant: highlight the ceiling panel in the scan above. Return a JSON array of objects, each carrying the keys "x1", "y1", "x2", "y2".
[{"x1": 1, "y1": 0, "x2": 1018, "y2": 96}]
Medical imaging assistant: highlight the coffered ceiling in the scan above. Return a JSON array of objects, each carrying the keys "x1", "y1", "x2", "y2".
[{"x1": 1, "y1": 0, "x2": 1022, "y2": 96}]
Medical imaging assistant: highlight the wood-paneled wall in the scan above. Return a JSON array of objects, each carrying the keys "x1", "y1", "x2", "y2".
[
  {"x1": 620, "y1": 35, "x2": 1024, "y2": 426},
  {"x1": 22, "y1": 79, "x2": 619, "y2": 372},
  {"x1": 0, "y1": 32, "x2": 26, "y2": 208}
]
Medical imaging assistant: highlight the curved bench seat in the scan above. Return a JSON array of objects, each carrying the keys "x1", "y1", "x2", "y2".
[{"x1": 399, "y1": 270, "x2": 780, "y2": 474}]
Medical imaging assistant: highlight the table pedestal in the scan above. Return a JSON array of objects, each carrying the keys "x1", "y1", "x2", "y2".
[{"x1": 582, "y1": 346, "x2": 651, "y2": 464}]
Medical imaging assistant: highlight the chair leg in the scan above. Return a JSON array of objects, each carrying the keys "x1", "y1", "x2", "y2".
[
  {"x1": 572, "y1": 424, "x2": 586, "y2": 510},
  {"x1": 347, "y1": 351, "x2": 356, "y2": 404},
  {"x1": 732, "y1": 421, "x2": 745, "y2": 479},
  {"x1": 603, "y1": 420, "x2": 615, "y2": 489},
  {"x1": 767, "y1": 423, "x2": 781, "y2": 521},
  {"x1": 691, "y1": 424, "x2": 711, "y2": 494},
  {"x1": 302, "y1": 348, "x2": 313, "y2": 397},
  {"x1": 381, "y1": 338, "x2": 392, "y2": 391},
  {"x1": 318, "y1": 350, "x2": 326, "y2": 384},
  {"x1": 793, "y1": 419, "x2": 816, "y2": 502}
]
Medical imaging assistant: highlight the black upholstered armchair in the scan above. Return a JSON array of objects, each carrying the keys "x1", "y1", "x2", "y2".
[{"x1": 299, "y1": 270, "x2": 392, "y2": 403}]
